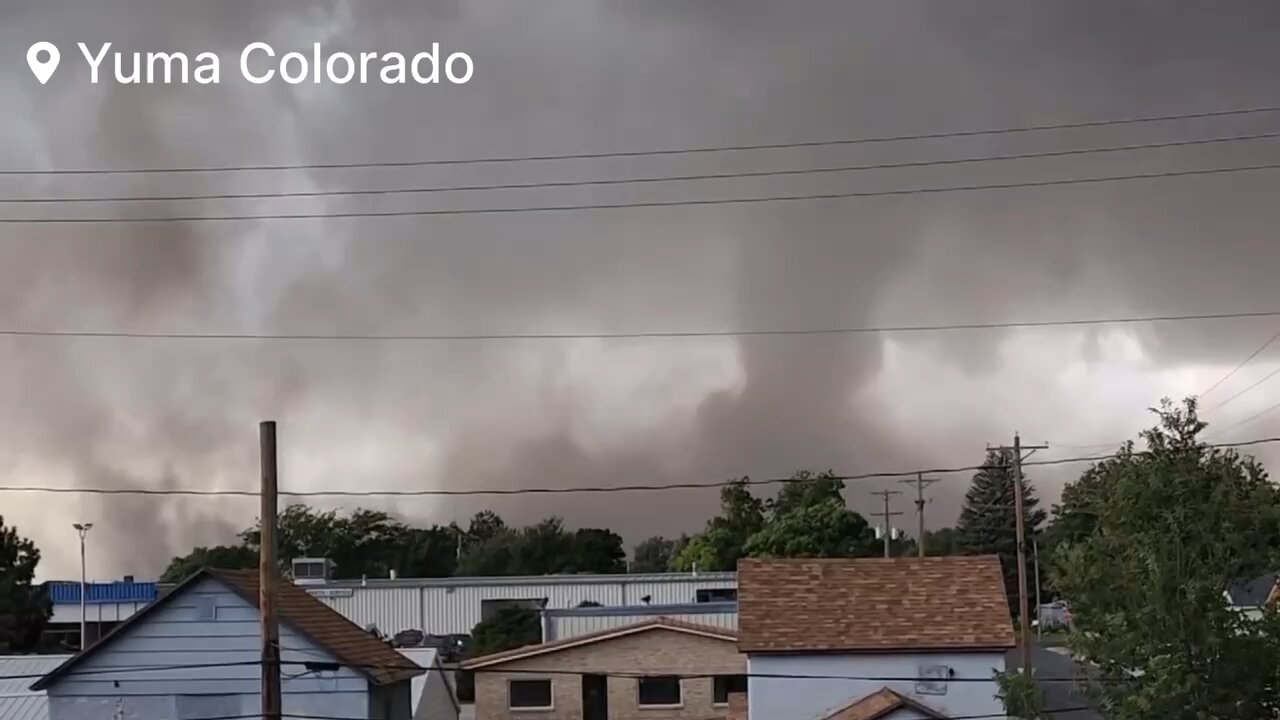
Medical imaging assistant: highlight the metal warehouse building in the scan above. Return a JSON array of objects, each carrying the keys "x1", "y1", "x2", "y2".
[
  {"x1": 541, "y1": 600, "x2": 738, "y2": 641},
  {"x1": 299, "y1": 571, "x2": 737, "y2": 638}
]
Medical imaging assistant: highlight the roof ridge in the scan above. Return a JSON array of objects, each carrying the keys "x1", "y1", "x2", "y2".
[{"x1": 462, "y1": 616, "x2": 736, "y2": 669}]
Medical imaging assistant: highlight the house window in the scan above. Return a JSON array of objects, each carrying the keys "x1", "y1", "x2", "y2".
[
  {"x1": 915, "y1": 664, "x2": 950, "y2": 696},
  {"x1": 194, "y1": 596, "x2": 217, "y2": 621},
  {"x1": 696, "y1": 588, "x2": 737, "y2": 603},
  {"x1": 713, "y1": 674, "x2": 748, "y2": 705},
  {"x1": 509, "y1": 679, "x2": 553, "y2": 709},
  {"x1": 637, "y1": 676, "x2": 682, "y2": 707},
  {"x1": 481, "y1": 597, "x2": 548, "y2": 622}
]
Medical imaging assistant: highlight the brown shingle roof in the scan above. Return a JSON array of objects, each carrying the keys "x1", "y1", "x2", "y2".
[
  {"x1": 460, "y1": 617, "x2": 737, "y2": 669},
  {"x1": 211, "y1": 569, "x2": 421, "y2": 685},
  {"x1": 820, "y1": 687, "x2": 950, "y2": 720},
  {"x1": 737, "y1": 556, "x2": 1015, "y2": 653},
  {"x1": 31, "y1": 567, "x2": 422, "y2": 690}
]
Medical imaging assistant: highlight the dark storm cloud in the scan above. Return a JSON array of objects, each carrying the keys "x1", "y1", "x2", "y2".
[{"x1": 3, "y1": 0, "x2": 1280, "y2": 577}]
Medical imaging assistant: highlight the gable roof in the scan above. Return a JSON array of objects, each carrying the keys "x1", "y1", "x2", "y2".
[
  {"x1": 1227, "y1": 573, "x2": 1278, "y2": 607},
  {"x1": 460, "y1": 617, "x2": 737, "y2": 669},
  {"x1": 818, "y1": 688, "x2": 950, "y2": 720},
  {"x1": 737, "y1": 556, "x2": 1015, "y2": 653},
  {"x1": 1, "y1": 655, "x2": 70, "y2": 720},
  {"x1": 32, "y1": 568, "x2": 422, "y2": 690}
]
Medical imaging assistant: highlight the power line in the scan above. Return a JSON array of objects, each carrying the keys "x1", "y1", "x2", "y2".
[
  {"x1": 3, "y1": 308, "x2": 1280, "y2": 342},
  {"x1": 1198, "y1": 328, "x2": 1280, "y2": 399},
  {"x1": 5, "y1": 160, "x2": 1280, "y2": 224},
  {"x1": 2, "y1": 159, "x2": 1280, "y2": 224},
  {"x1": 1209, "y1": 365, "x2": 1280, "y2": 411},
  {"x1": 0, "y1": 436, "x2": 1276, "y2": 498},
  {"x1": 1219, "y1": 398, "x2": 1280, "y2": 433},
  {"x1": 0, "y1": 657, "x2": 1102, "y2": 684},
  {"x1": 4, "y1": 102, "x2": 1278, "y2": 176},
  {"x1": 7, "y1": 130, "x2": 1279, "y2": 205}
]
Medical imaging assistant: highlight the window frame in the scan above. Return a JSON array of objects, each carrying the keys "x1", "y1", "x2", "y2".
[
  {"x1": 636, "y1": 675, "x2": 683, "y2": 709},
  {"x1": 695, "y1": 588, "x2": 738, "y2": 603},
  {"x1": 712, "y1": 674, "x2": 748, "y2": 706},
  {"x1": 507, "y1": 678, "x2": 555, "y2": 711}
]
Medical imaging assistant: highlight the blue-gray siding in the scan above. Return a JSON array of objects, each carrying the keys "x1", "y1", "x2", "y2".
[
  {"x1": 44, "y1": 576, "x2": 373, "y2": 720},
  {"x1": 747, "y1": 652, "x2": 1007, "y2": 720}
]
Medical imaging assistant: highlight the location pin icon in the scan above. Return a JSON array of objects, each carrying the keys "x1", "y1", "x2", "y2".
[{"x1": 27, "y1": 42, "x2": 60, "y2": 85}]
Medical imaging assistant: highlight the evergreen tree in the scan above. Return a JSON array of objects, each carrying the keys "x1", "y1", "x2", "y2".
[{"x1": 955, "y1": 448, "x2": 1047, "y2": 618}]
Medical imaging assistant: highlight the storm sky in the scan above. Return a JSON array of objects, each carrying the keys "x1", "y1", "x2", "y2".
[{"x1": 3, "y1": 0, "x2": 1280, "y2": 580}]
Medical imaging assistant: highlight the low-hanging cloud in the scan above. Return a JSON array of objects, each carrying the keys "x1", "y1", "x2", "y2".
[{"x1": 4, "y1": 0, "x2": 1280, "y2": 579}]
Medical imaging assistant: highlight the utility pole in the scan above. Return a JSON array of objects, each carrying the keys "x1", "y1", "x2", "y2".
[
  {"x1": 1033, "y1": 538, "x2": 1043, "y2": 639},
  {"x1": 993, "y1": 433, "x2": 1048, "y2": 676},
  {"x1": 260, "y1": 421, "x2": 282, "y2": 720},
  {"x1": 870, "y1": 490, "x2": 903, "y2": 558},
  {"x1": 900, "y1": 473, "x2": 938, "y2": 557}
]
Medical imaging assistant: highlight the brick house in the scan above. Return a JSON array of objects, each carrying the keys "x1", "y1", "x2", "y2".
[
  {"x1": 737, "y1": 556, "x2": 1015, "y2": 720},
  {"x1": 461, "y1": 617, "x2": 744, "y2": 720}
]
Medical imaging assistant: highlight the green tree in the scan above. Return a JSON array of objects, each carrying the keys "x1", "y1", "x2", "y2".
[
  {"x1": 1041, "y1": 452, "x2": 1116, "y2": 585},
  {"x1": 922, "y1": 527, "x2": 963, "y2": 556},
  {"x1": 677, "y1": 472, "x2": 881, "y2": 568},
  {"x1": 674, "y1": 480, "x2": 765, "y2": 570},
  {"x1": 956, "y1": 448, "x2": 1047, "y2": 616},
  {"x1": 393, "y1": 526, "x2": 459, "y2": 578},
  {"x1": 631, "y1": 536, "x2": 676, "y2": 572},
  {"x1": 1052, "y1": 398, "x2": 1280, "y2": 720},
  {"x1": 995, "y1": 669, "x2": 1048, "y2": 719},
  {"x1": 468, "y1": 605, "x2": 542, "y2": 657},
  {"x1": 570, "y1": 528, "x2": 626, "y2": 574},
  {"x1": 161, "y1": 545, "x2": 258, "y2": 582},
  {"x1": 0, "y1": 516, "x2": 50, "y2": 653},
  {"x1": 241, "y1": 506, "x2": 430, "y2": 580},
  {"x1": 457, "y1": 516, "x2": 626, "y2": 576},
  {"x1": 456, "y1": 605, "x2": 544, "y2": 702},
  {"x1": 744, "y1": 499, "x2": 877, "y2": 557}
]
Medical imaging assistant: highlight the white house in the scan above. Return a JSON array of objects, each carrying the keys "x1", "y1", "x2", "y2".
[
  {"x1": 737, "y1": 556, "x2": 1015, "y2": 720},
  {"x1": 31, "y1": 568, "x2": 425, "y2": 720}
]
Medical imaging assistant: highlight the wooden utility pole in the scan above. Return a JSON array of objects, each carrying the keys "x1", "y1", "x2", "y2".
[
  {"x1": 870, "y1": 490, "x2": 903, "y2": 558},
  {"x1": 900, "y1": 473, "x2": 938, "y2": 557},
  {"x1": 993, "y1": 433, "x2": 1048, "y2": 675},
  {"x1": 260, "y1": 421, "x2": 282, "y2": 720}
]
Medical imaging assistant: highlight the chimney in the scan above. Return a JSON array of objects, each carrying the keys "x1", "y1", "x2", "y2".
[{"x1": 122, "y1": 575, "x2": 134, "y2": 583}]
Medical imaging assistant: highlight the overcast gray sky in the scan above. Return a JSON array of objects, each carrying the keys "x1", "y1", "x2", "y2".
[{"x1": 3, "y1": 0, "x2": 1280, "y2": 580}]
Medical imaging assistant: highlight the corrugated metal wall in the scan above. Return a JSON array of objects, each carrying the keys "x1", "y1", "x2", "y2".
[
  {"x1": 548, "y1": 610, "x2": 738, "y2": 640},
  {"x1": 304, "y1": 574, "x2": 737, "y2": 636},
  {"x1": 44, "y1": 581, "x2": 158, "y2": 604},
  {"x1": 621, "y1": 577, "x2": 736, "y2": 605},
  {"x1": 310, "y1": 586, "x2": 422, "y2": 634}
]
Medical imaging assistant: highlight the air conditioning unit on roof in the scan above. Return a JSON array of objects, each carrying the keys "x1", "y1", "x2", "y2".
[{"x1": 291, "y1": 557, "x2": 336, "y2": 585}]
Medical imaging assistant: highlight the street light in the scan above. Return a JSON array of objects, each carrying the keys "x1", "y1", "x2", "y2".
[{"x1": 72, "y1": 523, "x2": 93, "y2": 650}]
